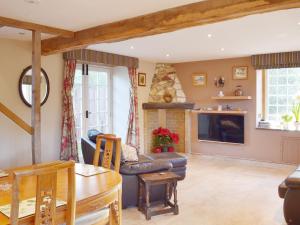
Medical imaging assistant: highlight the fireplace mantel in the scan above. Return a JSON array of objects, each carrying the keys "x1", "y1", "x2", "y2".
[{"x1": 142, "y1": 102, "x2": 194, "y2": 110}]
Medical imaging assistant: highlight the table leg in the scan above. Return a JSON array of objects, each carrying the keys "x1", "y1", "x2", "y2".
[
  {"x1": 173, "y1": 181, "x2": 179, "y2": 215},
  {"x1": 145, "y1": 183, "x2": 151, "y2": 220},
  {"x1": 138, "y1": 180, "x2": 143, "y2": 211},
  {"x1": 165, "y1": 183, "x2": 170, "y2": 207}
]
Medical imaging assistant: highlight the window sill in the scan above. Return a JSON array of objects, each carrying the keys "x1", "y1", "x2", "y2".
[{"x1": 256, "y1": 125, "x2": 300, "y2": 132}]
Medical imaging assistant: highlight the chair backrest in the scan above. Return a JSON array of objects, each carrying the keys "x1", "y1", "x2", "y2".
[
  {"x1": 10, "y1": 161, "x2": 76, "y2": 225},
  {"x1": 93, "y1": 134, "x2": 121, "y2": 173}
]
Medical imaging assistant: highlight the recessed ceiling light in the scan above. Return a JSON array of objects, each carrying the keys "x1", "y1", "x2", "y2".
[
  {"x1": 24, "y1": 0, "x2": 41, "y2": 4},
  {"x1": 220, "y1": 48, "x2": 225, "y2": 51},
  {"x1": 207, "y1": 34, "x2": 212, "y2": 38},
  {"x1": 298, "y1": 22, "x2": 300, "y2": 25},
  {"x1": 166, "y1": 54, "x2": 170, "y2": 57},
  {"x1": 130, "y1": 46, "x2": 134, "y2": 49}
]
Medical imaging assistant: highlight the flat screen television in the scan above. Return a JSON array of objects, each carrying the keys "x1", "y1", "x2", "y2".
[{"x1": 198, "y1": 114, "x2": 244, "y2": 144}]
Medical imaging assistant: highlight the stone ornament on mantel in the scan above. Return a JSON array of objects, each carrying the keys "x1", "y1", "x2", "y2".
[{"x1": 149, "y1": 63, "x2": 186, "y2": 103}]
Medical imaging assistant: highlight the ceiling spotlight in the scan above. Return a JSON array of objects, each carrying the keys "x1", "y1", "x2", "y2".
[
  {"x1": 166, "y1": 54, "x2": 170, "y2": 57},
  {"x1": 220, "y1": 48, "x2": 225, "y2": 51},
  {"x1": 130, "y1": 46, "x2": 134, "y2": 49},
  {"x1": 24, "y1": 0, "x2": 41, "y2": 4},
  {"x1": 207, "y1": 34, "x2": 212, "y2": 38}
]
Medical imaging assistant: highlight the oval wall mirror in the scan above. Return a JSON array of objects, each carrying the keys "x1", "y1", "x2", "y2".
[{"x1": 18, "y1": 66, "x2": 50, "y2": 107}]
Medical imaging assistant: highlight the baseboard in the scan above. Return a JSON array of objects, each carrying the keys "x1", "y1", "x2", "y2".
[{"x1": 189, "y1": 152, "x2": 297, "y2": 168}]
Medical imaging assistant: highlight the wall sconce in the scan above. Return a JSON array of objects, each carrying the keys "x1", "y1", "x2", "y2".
[{"x1": 214, "y1": 76, "x2": 225, "y2": 88}]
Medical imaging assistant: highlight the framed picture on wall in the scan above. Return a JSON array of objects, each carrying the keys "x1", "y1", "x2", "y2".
[
  {"x1": 138, "y1": 73, "x2": 146, "y2": 86},
  {"x1": 192, "y1": 73, "x2": 207, "y2": 86},
  {"x1": 233, "y1": 66, "x2": 248, "y2": 80}
]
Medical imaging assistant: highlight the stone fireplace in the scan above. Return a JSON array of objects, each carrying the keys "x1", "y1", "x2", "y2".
[{"x1": 143, "y1": 64, "x2": 194, "y2": 153}]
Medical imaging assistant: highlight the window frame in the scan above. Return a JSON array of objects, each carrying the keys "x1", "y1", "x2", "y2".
[{"x1": 261, "y1": 68, "x2": 300, "y2": 124}]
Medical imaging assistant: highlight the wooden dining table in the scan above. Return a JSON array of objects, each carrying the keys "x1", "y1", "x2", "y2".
[{"x1": 0, "y1": 163, "x2": 122, "y2": 225}]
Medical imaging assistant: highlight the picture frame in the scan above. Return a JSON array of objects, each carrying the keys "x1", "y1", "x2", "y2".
[
  {"x1": 138, "y1": 73, "x2": 146, "y2": 86},
  {"x1": 233, "y1": 66, "x2": 248, "y2": 80},
  {"x1": 192, "y1": 73, "x2": 207, "y2": 86}
]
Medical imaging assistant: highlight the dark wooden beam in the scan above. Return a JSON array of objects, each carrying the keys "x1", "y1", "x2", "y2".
[
  {"x1": 0, "y1": 16, "x2": 74, "y2": 38},
  {"x1": 32, "y1": 30, "x2": 42, "y2": 164},
  {"x1": 42, "y1": 0, "x2": 300, "y2": 55}
]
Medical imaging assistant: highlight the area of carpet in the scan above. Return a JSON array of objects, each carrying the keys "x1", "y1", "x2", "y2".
[{"x1": 123, "y1": 154, "x2": 295, "y2": 225}]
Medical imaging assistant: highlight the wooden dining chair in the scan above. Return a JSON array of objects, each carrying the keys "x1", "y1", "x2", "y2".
[
  {"x1": 88, "y1": 134, "x2": 122, "y2": 225},
  {"x1": 10, "y1": 160, "x2": 76, "y2": 225},
  {"x1": 93, "y1": 134, "x2": 122, "y2": 173}
]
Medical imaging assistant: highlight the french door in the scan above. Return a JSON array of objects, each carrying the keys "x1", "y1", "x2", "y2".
[{"x1": 73, "y1": 64, "x2": 112, "y2": 142}]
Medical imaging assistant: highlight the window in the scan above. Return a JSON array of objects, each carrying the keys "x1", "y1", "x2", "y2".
[
  {"x1": 257, "y1": 68, "x2": 300, "y2": 125},
  {"x1": 73, "y1": 64, "x2": 112, "y2": 143}
]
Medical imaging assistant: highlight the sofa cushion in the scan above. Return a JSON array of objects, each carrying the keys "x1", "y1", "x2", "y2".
[
  {"x1": 121, "y1": 144, "x2": 138, "y2": 162},
  {"x1": 87, "y1": 129, "x2": 104, "y2": 142},
  {"x1": 120, "y1": 160, "x2": 172, "y2": 175},
  {"x1": 147, "y1": 152, "x2": 187, "y2": 168},
  {"x1": 87, "y1": 129, "x2": 106, "y2": 150}
]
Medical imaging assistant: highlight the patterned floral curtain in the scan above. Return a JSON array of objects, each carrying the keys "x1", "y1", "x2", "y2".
[
  {"x1": 60, "y1": 60, "x2": 79, "y2": 162},
  {"x1": 126, "y1": 68, "x2": 140, "y2": 153}
]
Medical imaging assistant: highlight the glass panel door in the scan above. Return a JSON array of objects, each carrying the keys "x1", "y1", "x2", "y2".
[
  {"x1": 73, "y1": 64, "x2": 112, "y2": 144},
  {"x1": 87, "y1": 66, "x2": 111, "y2": 134}
]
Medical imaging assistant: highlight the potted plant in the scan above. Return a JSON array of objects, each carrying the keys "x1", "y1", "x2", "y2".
[
  {"x1": 281, "y1": 114, "x2": 293, "y2": 130},
  {"x1": 152, "y1": 127, "x2": 179, "y2": 153},
  {"x1": 292, "y1": 103, "x2": 300, "y2": 130}
]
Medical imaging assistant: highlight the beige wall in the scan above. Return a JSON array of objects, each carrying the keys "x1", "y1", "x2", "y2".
[
  {"x1": 0, "y1": 38, "x2": 63, "y2": 169},
  {"x1": 137, "y1": 61, "x2": 155, "y2": 153},
  {"x1": 174, "y1": 57, "x2": 300, "y2": 164}
]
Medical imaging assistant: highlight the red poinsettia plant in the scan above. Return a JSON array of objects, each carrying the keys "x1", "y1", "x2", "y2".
[{"x1": 152, "y1": 127, "x2": 179, "y2": 153}]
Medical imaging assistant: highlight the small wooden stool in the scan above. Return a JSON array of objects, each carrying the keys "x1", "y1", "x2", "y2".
[{"x1": 138, "y1": 171, "x2": 180, "y2": 220}]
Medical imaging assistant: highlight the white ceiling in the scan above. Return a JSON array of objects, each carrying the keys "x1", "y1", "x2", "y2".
[
  {"x1": 0, "y1": 1, "x2": 300, "y2": 62},
  {"x1": 0, "y1": 0, "x2": 201, "y2": 30},
  {"x1": 89, "y1": 8, "x2": 300, "y2": 63}
]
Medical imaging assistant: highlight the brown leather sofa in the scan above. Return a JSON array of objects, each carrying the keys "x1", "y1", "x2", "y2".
[{"x1": 278, "y1": 166, "x2": 300, "y2": 225}]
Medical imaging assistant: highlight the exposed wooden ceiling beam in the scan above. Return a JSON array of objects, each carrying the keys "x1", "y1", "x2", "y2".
[
  {"x1": 42, "y1": 0, "x2": 300, "y2": 55},
  {"x1": 0, "y1": 16, "x2": 74, "y2": 38}
]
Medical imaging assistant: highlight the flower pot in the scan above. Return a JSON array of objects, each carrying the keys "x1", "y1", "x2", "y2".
[
  {"x1": 281, "y1": 122, "x2": 289, "y2": 130},
  {"x1": 295, "y1": 122, "x2": 300, "y2": 131},
  {"x1": 153, "y1": 147, "x2": 162, "y2": 153},
  {"x1": 168, "y1": 146, "x2": 174, "y2": 152},
  {"x1": 162, "y1": 146, "x2": 169, "y2": 152}
]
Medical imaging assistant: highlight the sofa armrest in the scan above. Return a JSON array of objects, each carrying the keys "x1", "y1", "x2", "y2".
[
  {"x1": 81, "y1": 137, "x2": 102, "y2": 165},
  {"x1": 120, "y1": 161, "x2": 172, "y2": 175},
  {"x1": 285, "y1": 170, "x2": 300, "y2": 188}
]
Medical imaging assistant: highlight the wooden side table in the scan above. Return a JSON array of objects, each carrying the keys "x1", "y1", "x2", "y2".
[{"x1": 138, "y1": 172, "x2": 181, "y2": 220}]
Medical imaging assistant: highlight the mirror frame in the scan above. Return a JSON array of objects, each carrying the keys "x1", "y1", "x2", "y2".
[{"x1": 18, "y1": 66, "x2": 50, "y2": 107}]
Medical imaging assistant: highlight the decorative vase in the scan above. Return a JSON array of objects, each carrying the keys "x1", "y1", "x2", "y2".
[
  {"x1": 162, "y1": 146, "x2": 169, "y2": 152},
  {"x1": 163, "y1": 91, "x2": 173, "y2": 103},
  {"x1": 281, "y1": 122, "x2": 289, "y2": 130},
  {"x1": 234, "y1": 85, "x2": 243, "y2": 96}
]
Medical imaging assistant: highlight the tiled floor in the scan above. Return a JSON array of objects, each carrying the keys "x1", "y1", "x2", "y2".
[{"x1": 123, "y1": 154, "x2": 295, "y2": 225}]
